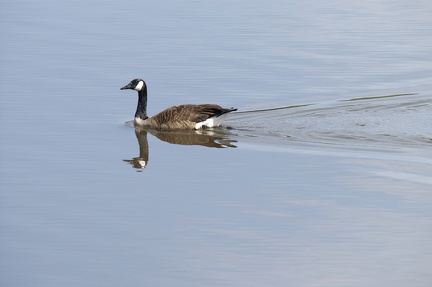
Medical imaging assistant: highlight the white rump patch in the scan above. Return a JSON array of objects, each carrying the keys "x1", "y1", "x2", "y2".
[
  {"x1": 134, "y1": 80, "x2": 144, "y2": 91},
  {"x1": 195, "y1": 114, "x2": 228, "y2": 129}
]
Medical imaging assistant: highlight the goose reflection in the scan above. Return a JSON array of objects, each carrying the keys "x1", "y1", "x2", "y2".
[{"x1": 123, "y1": 126, "x2": 237, "y2": 169}]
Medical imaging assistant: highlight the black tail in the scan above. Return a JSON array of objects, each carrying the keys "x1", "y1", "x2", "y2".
[{"x1": 217, "y1": 107, "x2": 237, "y2": 117}]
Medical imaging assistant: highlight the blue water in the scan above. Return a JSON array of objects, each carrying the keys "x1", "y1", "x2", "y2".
[{"x1": 1, "y1": 1, "x2": 432, "y2": 286}]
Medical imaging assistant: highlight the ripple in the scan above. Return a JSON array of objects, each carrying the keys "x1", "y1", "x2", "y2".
[{"x1": 228, "y1": 93, "x2": 432, "y2": 150}]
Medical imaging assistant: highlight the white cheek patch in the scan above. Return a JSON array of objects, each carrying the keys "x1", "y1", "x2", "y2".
[{"x1": 134, "y1": 81, "x2": 144, "y2": 91}]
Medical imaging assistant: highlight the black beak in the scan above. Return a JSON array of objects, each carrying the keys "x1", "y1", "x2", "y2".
[{"x1": 120, "y1": 84, "x2": 131, "y2": 90}]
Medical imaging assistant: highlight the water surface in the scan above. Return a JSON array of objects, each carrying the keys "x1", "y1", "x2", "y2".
[{"x1": 1, "y1": 0, "x2": 432, "y2": 286}]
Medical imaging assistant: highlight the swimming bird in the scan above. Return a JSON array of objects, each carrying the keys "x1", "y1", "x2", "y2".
[{"x1": 120, "y1": 79, "x2": 237, "y2": 130}]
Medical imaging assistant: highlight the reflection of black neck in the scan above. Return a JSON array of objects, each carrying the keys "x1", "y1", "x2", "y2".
[
  {"x1": 135, "y1": 128, "x2": 149, "y2": 161},
  {"x1": 135, "y1": 86, "x2": 148, "y2": 120},
  {"x1": 123, "y1": 127, "x2": 149, "y2": 169}
]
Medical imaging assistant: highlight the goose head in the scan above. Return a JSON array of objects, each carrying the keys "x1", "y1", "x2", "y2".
[{"x1": 120, "y1": 79, "x2": 146, "y2": 92}]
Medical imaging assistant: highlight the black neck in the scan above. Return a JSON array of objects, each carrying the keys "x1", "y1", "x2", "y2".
[{"x1": 135, "y1": 86, "x2": 148, "y2": 120}]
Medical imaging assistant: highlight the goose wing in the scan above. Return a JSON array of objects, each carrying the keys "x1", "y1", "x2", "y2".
[{"x1": 151, "y1": 104, "x2": 234, "y2": 124}]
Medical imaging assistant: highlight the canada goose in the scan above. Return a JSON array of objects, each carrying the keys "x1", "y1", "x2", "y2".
[{"x1": 121, "y1": 79, "x2": 237, "y2": 130}]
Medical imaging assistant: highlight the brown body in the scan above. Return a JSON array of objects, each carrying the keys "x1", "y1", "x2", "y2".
[{"x1": 135, "y1": 104, "x2": 236, "y2": 130}]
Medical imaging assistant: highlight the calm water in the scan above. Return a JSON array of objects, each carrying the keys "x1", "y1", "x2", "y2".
[{"x1": 1, "y1": 0, "x2": 432, "y2": 286}]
